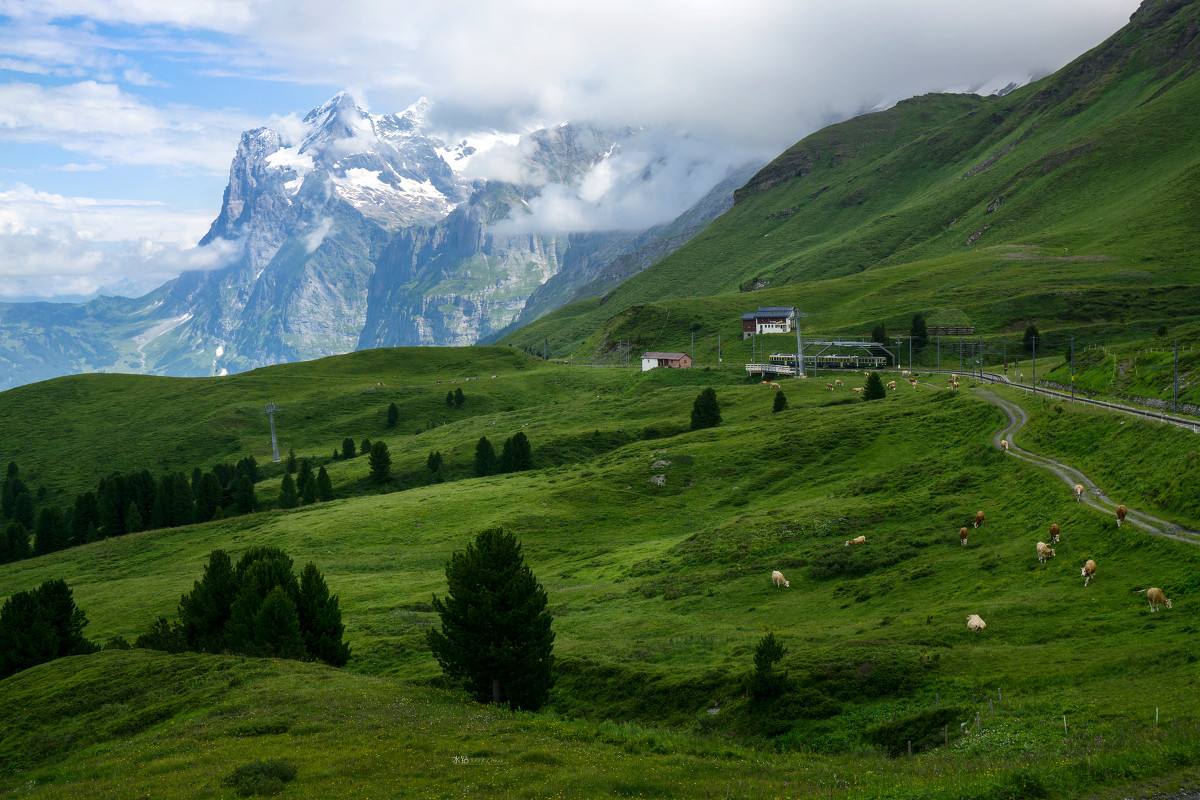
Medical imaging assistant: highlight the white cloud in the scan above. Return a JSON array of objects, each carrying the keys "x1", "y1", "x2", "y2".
[
  {"x1": 0, "y1": 81, "x2": 256, "y2": 173},
  {"x1": 56, "y1": 162, "x2": 107, "y2": 172},
  {"x1": 302, "y1": 217, "x2": 334, "y2": 253},
  {"x1": 0, "y1": 184, "x2": 239, "y2": 299}
]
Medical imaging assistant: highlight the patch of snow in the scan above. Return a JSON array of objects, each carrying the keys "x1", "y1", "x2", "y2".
[
  {"x1": 436, "y1": 130, "x2": 521, "y2": 173},
  {"x1": 265, "y1": 147, "x2": 314, "y2": 173},
  {"x1": 132, "y1": 313, "x2": 192, "y2": 371}
]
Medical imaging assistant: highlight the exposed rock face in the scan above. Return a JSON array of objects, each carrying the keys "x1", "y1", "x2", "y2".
[{"x1": 0, "y1": 94, "x2": 746, "y2": 388}]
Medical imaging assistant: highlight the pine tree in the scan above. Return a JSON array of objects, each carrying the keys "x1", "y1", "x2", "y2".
[
  {"x1": 196, "y1": 472, "x2": 222, "y2": 521},
  {"x1": 863, "y1": 371, "x2": 886, "y2": 400},
  {"x1": 12, "y1": 491, "x2": 34, "y2": 531},
  {"x1": 279, "y1": 473, "x2": 299, "y2": 509},
  {"x1": 316, "y1": 467, "x2": 333, "y2": 502},
  {"x1": 1024, "y1": 324, "x2": 1040, "y2": 355},
  {"x1": 297, "y1": 563, "x2": 350, "y2": 666},
  {"x1": 445, "y1": 390, "x2": 454, "y2": 407},
  {"x1": 33, "y1": 508, "x2": 65, "y2": 555},
  {"x1": 1, "y1": 469, "x2": 26, "y2": 519},
  {"x1": 124, "y1": 501, "x2": 143, "y2": 534},
  {"x1": 749, "y1": 632, "x2": 788, "y2": 700},
  {"x1": 341, "y1": 438, "x2": 357, "y2": 460},
  {"x1": 252, "y1": 587, "x2": 305, "y2": 659},
  {"x1": 297, "y1": 459, "x2": 316, "y2": 504},
  {"x1": 773, "y1": 390, "x2": 788, "y2": 413},
  {"x1": 910, "y1": 313, "x2": 929, "y2": 350},
  {"x1": 474, "y1": 437, "x2": 497, "y2": 477},
  {"x1": 178, "y1": 550, "x2": 236, "y2": 652},
  {"x1": 454, "y1": 388, "x2": 465, "y2": 408},
  {"x1": 428, "y1": 529, "x2": 554, "y2": 710},
  {"x1": 369, "y1": 441, "x2": 391, "y2": 483},
  {"x1": 233, "y1": 475, "x2": 256, "y2": 514},
  {"x1": 360, "y1": 438, "x2": 372, "y2": 458},
  {"x1": 427, "y1": 450, "x2": 444, "y2": 475},
  {"x1": 499, "y1": 433, "x2": 533, "y2": 473},
  {"x1": 2, "y1": 522, "x2": 30, "y2": 564},
  {"x1": 0, "y1": 579, "x2": 95, "y2": 679},
  {"x1": 386, "y1": 402, "x2": 399, "y2": 428},
  {"x1": 226, "y1": 548, "x2": 299, "y2": 654},
  {"x1": 871, "y1": 322, "x2": 887, "y2": 344},
  {"x1": 286, "y1": 449, "x2": 297, "y2": 474},
  {"x1": 170, "y1": 472, "x2": 194, "y2": 527},
  {"x1": 690, "y1": 388, "x2": 721, "y2": 430}
]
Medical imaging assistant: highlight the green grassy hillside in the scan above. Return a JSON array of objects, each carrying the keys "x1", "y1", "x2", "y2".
[
  {"x1": 4, "y1": 352, "x2": 1200, "y2": 797},
  {"x1": 505, "y1": 0, "x2": 1200, "y2": 406}
]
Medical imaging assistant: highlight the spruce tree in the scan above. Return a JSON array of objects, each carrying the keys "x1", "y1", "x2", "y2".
[
  {"x1": 863, "y1": 371, "x2": 886, "y2": 400},
  {"x1": 297, "y1": 459, "x2": 316, "y2": 504},
  {"x1": 252, "y1": 587, "x2": 305, "y2": 659},
  {"x1": 445, "y1": 390, "x2": 454, "y2": 407},
  {"x1": 196, "y1": 472, "x2": 222, "y2": 521},
  {"x1": 170, "y1": 472, "x2": 194, "y2": 526},
  {"x1": 341, "y1": 438, "x2": 357, "y2": 460},
  {"x1": 33, "y1": 508, "x2": 65, "y2": 555},
  {"x1": 773, "y1": 390, "x2": 788, "y2": 413},
  {"x1": 474, "y1": 437, "x2": 497, "y2": 477},
  {"x1": 910, "y1": 313, "x2": 929, "y2": 350},
  {"x1": 690, "y1": 387, "x2": 721, "y2": 430},
  {"x1": 386, "y1": 402, "x2": 399, "y2": 428},
  {"x1": 178, "y1": 550, "x2": 236, "y2": 652},
  {"x1": 871, "y1": 322, "x2": 887, "y2": 344},
  {"x1": 427, "y1": 451, "x2": 444, "y2": 475},
  {"x1": 369, "y1": 441, "x2": 391, "y2": 483},
  {"x1": 297, "y1": 563, "x2": 350, "y2": 666},
  {"x1": 233, "y1": 475, "x2": 256, "y2": 514},
  {"x1": 428, "y1": 529, "x2": 554, "y2": 710},
  {"x1": 316, "y1": 467, "x2": 334, "y2": 502},
  {"x1": 124, "y1": 501, "x2": 143, "y2": 534},
  {"x1": 360, "y1": 438, "x2": 372, "y2": 458},
  {"x1": 0, "y1": 579, "x2": 95, "y2": 679},
  {"x1": 226, "y1": 548, "x2": 299, "y2": 653},
  {"x1": 454, "y1": 388, "x2": 465, "y2": 408},
  {"x1": 2, "y1": 522, "x2": 30, "y2": 564},
  {"x1": 286, "y1": 449, "x2": 297, "y2": 474},
  {"x1": 499, "y1": 433, "x2": 533, "y2": 473},
  {"x1": 749, "y1": 632, "x2": 788, "y2": 700},
  {"x1": 12, "y1": 491, "x2": 34, "y2": 531},
  {"x1": 279, "y1": 473, "x2": 299, "y2": 509}
]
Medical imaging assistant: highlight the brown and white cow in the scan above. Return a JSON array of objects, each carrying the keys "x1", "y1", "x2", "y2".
[
  {"x1": 1081, "y1": 559, "x2": 1097, "y2": 587},
  {"x1": 1116, "y1": 505, "x2": 1128, "y2": 528},
  {"x1": 1074, "y1": 483, "x2": 1085, "y2": 502},
  {"x1": 973, "y1": 510, "x2": 985, "y2": 529},
  {"x1": 1144, "y1": 587, "x2": 1172, "y2": 612},
  {"x1": 845, "y1": 535, "x2": 867, "y2": 547},
  {"x1": 1048, "y1": 523, "x2": 1061, "y2": 545},
  {"x1": 1000, "y1": 439, "x2": 1010, "y2": 452},
  {"x1": 959, "y1": 526, "x2": 969, "y2": 546},
  {"x1": 1036, "y1": 541, "x2": 1056, "y2": 563}
]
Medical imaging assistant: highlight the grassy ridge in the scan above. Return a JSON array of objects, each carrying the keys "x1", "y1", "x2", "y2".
[{"x1": 504, "y1": 1, "x2": 1200, "y2": 385}]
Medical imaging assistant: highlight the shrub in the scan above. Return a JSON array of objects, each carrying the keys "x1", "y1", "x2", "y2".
[{"x1": 224, "y1": 759, "x2": 297, "y2": 797}]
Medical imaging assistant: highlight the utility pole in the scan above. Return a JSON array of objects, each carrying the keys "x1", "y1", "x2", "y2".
[
  {"x1": 937, "y1": 335, "x2": 941, "y2": 372},
  {"x1": 264, "y1": 403, "x2": 281, "y2": 463},
  {"x1": 690, "y1": 329, "x2": 695, "y2": 363},
  {"x1": 1070, "y1": 335, "x2": 1075, "y2": 401},
  {"x1": 1032, "y1": 336, "x2": 1038, "y2": 395},
  {"x1": 908, "y1": 337, "x2": 912, "y2": 373},
  {"x1": 717, "y1": 331, "x2": 722, "y2": 365},
  {"x1": 1174, "y1": 338, "x2": 1180, "y2": 414},
  {"x1": 543, "y1": 338, "x2": 549, "y2": 361},
  {"x1": 794, "y1": 309, "x2": 806, "y2": 378},
  {"x1": 895, "y1": 338, "x2": 903, "y2": 369}
]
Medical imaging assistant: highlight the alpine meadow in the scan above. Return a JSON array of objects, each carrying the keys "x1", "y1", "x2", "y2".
[{"x1": 3, "y1": 2, "x2": 1200, "y2": 798}]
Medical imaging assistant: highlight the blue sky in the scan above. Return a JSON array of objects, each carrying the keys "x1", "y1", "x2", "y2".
[{"x1": 0, "y1": 0, "x2": 1140, "y2": 300}]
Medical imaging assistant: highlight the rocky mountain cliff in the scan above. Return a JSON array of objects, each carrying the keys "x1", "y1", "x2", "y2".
[{"x1": 0, "y1": 94, "x2": 743, "y2": 388}]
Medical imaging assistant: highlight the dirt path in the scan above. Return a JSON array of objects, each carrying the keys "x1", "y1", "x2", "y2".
[{"x1": 975, "y1": 388, "x2": 1200, "y2": 546}]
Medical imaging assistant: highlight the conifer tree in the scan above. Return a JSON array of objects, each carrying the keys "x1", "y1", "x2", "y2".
[
  {"x1": 297, "y1": 563, "x2": 350, "y2": 666},
  {"x1": 33, "y1": 508, "x2": 65, "y2": 555},
  {"x1": 170, "y1": 472, "x2": 194, "y2": 527},
  {"x1": 690, "y1": 387, "x2": 721, "y2": 430},
  {"x1": 474, "y1": 436, "x2": 497, "y2": 477},
  {"x1": 369, "y1": 441, "x2": 391, "y2": 483},
  {"x1": 446, "y1": 390, "x2": 454, "y2": 407},
  {"x1": 360, "y1": 438, "x2": 372, "y2": 458},
  {"x1": 1024, "y1": 324, "x2": 1040, "y2": 355},
  {"x1": 427, "y1": 450, "x2": 444, "y2": 475},
  {"x1": 178, "y1": 550, "x2": 236, "y2": 652},
  {"x1": 286, "y1": 449, "x2": 297, "y2": 474},
  {"x1": 428, "y1": 529, "x2": 554, "y2": 710},
  {"x1": 910, "y1": 313, "x2": 929, "y2": 350},
  {"x1": 124, "y1": 501, "x2": 143, "y2": 534},
  {"x1": 279, "y1": 473, "x2": 299, "y2": 509},
  {"x1": 12, "y1": 491, "x2": 34, "y2": 531},
  {"x1": 226, "y1": 548, "x2": 299, "y2": 653},
  {"x1": 316, "y1": 467, "x2": 333, "y2": 502},
  {"x1": 863, "y1": 371, "x2": 886, "y2": 401},
  {"x1": 454, "y1": 388, "x2": 465, "y2": 408},
  {"x1": 386, "y1": 401, "x2": 399, "y2": 428},
  {"x1": 196, "y1": 472, "x2": 222, "y2": 521},
  {"x1": 749, "y1": 632, "x2": 788, "y2": 700},
  {"x1": 341, "y1": 438, "x2": 357, "y2": 460},
  {"x1": 233, "y1": 475, "x2": 256, "y2": 514},
  {"x1": 0, "y1": 579, "x2": 95, "y2": 679},
  {"x1": 1, "y1": 522, "x2": 30, "y2": 564},
  {"x1": 871, "y1": 322, "x2": 887, "y2": 344},
  {"x1": 297, "y1": 459, "x2": 316, "y2": 504},
  {"x1": 773, "y1": 390, "x2": 788, "y2": 413},
  {"x1": 252, "y1": 587, "x2": 305, "y2": 659}
]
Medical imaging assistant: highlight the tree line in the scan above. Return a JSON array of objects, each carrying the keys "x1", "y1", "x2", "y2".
[{"x1": 1, "y1": 458, "x2": 260, "y2": 565}]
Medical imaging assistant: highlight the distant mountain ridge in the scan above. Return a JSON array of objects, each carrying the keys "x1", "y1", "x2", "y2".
[{"x1": 0, "y1": 95, "x2": 747, "y2": 389}]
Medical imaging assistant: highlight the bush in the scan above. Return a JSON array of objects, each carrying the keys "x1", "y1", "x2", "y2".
[
  {"x1": 224, "y1": 759, "x2": 297, "y2": 797},
  {"x1": 773, "y1": 390, "x2": 788, "y2": 413}
]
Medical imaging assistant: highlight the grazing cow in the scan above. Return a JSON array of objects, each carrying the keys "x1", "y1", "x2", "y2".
[
  {"x1": 973, "y1": 510, "x2": 985, "y2": 529},
  {"x1": 901, "y1": 370, "x2": 911, "y2": 377},
  {"x1": 951, "y1": 374, "x2": 959, "y2": 381},
  {"x1": 959, "y1": 526, "x2": 969, "y2": 546},
  {"x1": 851, "y1": 386, "x2": 865, "y2": 394},
  {"x1": 1143, "y1": 587, "x2": 1173, "y2": 612},
  {"x1": 1081, "y1": 559, "x2": 1097, "y2": 587},
  {"x1": 1000, "y1": 439, "x2": 1010, "y2": 452},
  {"x1": 826, "y1": 383, "x2": 835, "y2": 391},
  {"x1": 771, "y1": 570, "x2": 790, "y2": 589},
  {"x1": 966, "y1": 614, "x2": 987, "y2": 632},
  {"x1": 1116, "y1": 504, "x2": 1128, "y2": 528},
  {"x1": 834, "y1": 379, "x2": 844, "y2": 388},
  {"x1": 1036, "y1": 541, "x2": 1056, "y2": 563},
  {"x1": 1074, "y1": 483, "x2": 1085, "y2": 502},
  {"x1": 886, "y1": 380, "x2": 898, "y2": 391},
  {"x1": 1048, "y1": 523, "x2": 1061, "y2": 545},
  {"x1": 845, "y1": 535, "x2": 867, "y2": 547},
  {"x1": 908, "y1": 377, "x2": 918, "y2": 388},
  {"x1": 769, "y1": 382, "x2": 782, "y2": 389}
]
